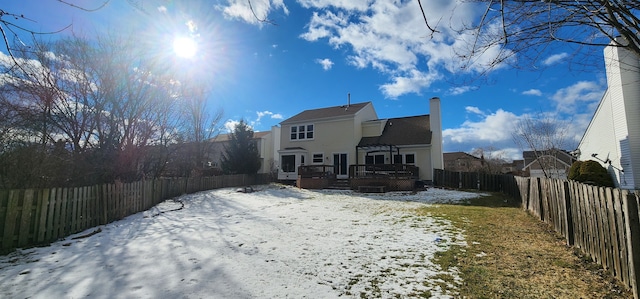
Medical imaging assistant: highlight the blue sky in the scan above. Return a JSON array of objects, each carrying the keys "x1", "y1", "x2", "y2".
[{"x1": 2, "y1": 0, "x2": 609, "y2": 160}]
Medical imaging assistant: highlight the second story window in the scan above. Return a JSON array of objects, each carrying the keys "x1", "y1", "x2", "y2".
[{"x1": 290, "y1": 124, "x2": 314, "y2": 140}]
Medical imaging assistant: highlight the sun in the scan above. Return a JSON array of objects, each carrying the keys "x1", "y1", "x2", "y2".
[{"x1": 173, "y1": 36, "x2": 198, "y2": 58}]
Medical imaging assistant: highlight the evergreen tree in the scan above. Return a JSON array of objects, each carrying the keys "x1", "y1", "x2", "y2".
[{"x1": 221, "y1": 120, "x2": 261, "y2": 175}]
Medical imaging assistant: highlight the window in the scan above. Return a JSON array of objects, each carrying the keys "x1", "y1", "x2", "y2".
[
  {"x1": 405, "y1": 154, "x2": 415, "y2": 164},
  {"x1": 306, "y1": 125, "x2": 314, "y2": 139},
  {"x1": 365, "y1": 154, "x2": 385, "y2": 164},
  {"x1": 290, "y1": 124, "x2": 314, "y2": 140},
  {"x1": 312, "y1": 153, "x2": 324, "y2": 164},
  {"x1": 393, "y1": 153, "x2": 416, "y2": 165},
  {"x1": 281, "y1": 155, "x2": 296, "y2": 172}
]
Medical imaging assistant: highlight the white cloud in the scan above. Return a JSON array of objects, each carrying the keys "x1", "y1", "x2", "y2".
[
  {"x1": 256, "y1": 110, "x2": 283, "y2": 121},
  {"x1": 216, "y1": 0, "x2": 516, "y2": 98},
  {"x1": 217, "y1": 0, "x2": 288, "y2": 25},
  {"x1": 444, "y1": 109, "x2": 520, "y2": 145},
  {"x1": 543, "y1": 53, "x2": 569, "y2": 66},
  {"x1": 379, "y1": 69, "x2": 440, "y2": 98},
  {"x1": 315, "y1": 58, "x2": 334, "y2": 70},
  {"x1": 223, "y1": 120, "x2": 239, "y2": 132},
  {"x1": 295, "y1": 1, "x2": 508, "y2": 98},
  {"x1": 551, "y1": 81, "x2": 604, "y2": 113},
  {"x1": 465, "y1": 106, "x2": 484, "y2": 115},
  {"x1": 449, "y1": 86, "x2": 475, "y2": 95},
  {"x1": 224, "y1": 119, "x2": 254, "y2": 132},
  {"x1": 522, "y1": 89, "x2": 542, "y2": 96},
  {"x1": 297, "y1": 0, "x2": 372, "y2": 11}
]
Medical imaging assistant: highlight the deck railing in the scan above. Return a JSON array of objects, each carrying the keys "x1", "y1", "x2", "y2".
[
  {"x1": 298, "y1": 165, "x2": 337, "y2": 179},
  {"x1": 349, "y1": 164, "x2": 419, "y2": 179}
]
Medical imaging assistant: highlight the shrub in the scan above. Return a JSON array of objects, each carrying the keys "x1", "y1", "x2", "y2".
[
  {"x1": 569, "y1": 160, "x2": 615, "y2": 187},
  {"x1": 568, "y1": 161, "x2": 582, "y2": 180}
]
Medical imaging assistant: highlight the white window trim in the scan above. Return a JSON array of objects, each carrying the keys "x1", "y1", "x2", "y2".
[
  {"x1": 404, "y1": 152, "x2": 417, "y2": 165},
  {"x1": 393, "y1": 152, "x2": 417, "y2": 165},
  {"x1": 289, "y1": 124, "x2": 315, "y2": 141},
  {"x1": 312, "y1": 152, "x2": 324, "y2": 164}
]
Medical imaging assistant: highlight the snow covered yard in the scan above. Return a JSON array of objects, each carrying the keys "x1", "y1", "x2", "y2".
[{"x1": 0, "y1": 184, "x2": 483, "y2": 298}]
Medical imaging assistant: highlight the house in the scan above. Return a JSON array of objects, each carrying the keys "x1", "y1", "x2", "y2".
[
  {"x1": 207, "y1": 130, "x2": 277, "y2": 175},
  {"x1": 523, "y1": 149, "x2": 575, "y2": 179},
  {"x1": 501, "y1": 159, "x2": 526, "y2": 176},
  {"x1": 443, "y1": 152, "x2": 483, "y2": 172},
  {"x1": 276, "y1": 97, "x2": 443, "y2": 189},
  {"x1": 576, "y1": 39, "x2": 640, "y2": 190}
]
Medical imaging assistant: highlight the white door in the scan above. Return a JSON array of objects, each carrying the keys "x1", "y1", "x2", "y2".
[{"x1": 333, "y1": 153, "x2": 348, "y2": 179}]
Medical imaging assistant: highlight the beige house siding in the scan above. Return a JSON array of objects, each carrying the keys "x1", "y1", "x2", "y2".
[{"x1": 277, "y1": 99, "x2": 442, "y2": 182}]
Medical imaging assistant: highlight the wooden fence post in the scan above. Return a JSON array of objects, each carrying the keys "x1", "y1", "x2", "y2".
[
  {"x1": 623, "y1": 191, "x2": 640, "y2": 299},
  {"x1": 563, "y1": 181, "x2": 574, "y2": 246}
]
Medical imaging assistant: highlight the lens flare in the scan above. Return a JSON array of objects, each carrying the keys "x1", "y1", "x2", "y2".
[{"x1": 173, "y1": 37, "x2": 197, "y2": 58}]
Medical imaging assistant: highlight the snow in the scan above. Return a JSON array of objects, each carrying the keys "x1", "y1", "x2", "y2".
[{"x1": 0, "y1": 184, "x2": 485, "y2": 298}]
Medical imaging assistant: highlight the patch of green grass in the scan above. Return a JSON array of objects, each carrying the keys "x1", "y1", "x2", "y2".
[{"x1": 416, "y1": 191, "x2": 632, "y2": 298}]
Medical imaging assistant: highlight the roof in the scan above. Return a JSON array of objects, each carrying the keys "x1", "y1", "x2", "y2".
[
  {"x1": 443, "y1": 152, "x2": 481, "y2": 161},
  {"x1": 358, "y1": 115, "x2": 431, "y2": 147},
  {"x1": 208, "y1": 131, "x2": 270, "y2": 143},
  {"x1": 523, "y1": 149, "x2": 575, "y2": 167},
  {"x1": 280, "y1": 102, "x2": 371, "y2": 124}
]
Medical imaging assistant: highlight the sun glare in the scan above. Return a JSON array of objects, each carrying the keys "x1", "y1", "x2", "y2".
[{"x1": 173, "y1": 37, "x2": 197, "y2": 58}]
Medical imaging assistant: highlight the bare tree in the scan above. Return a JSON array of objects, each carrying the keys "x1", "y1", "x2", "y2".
[
  {"x1": 173, "y1": 83, "x2": 223, "y2": 177},
  {"x1": 471, "y1": 146, "x2": 508, "y2": 174},
  {"x1": 417, "y1": 0, "x2": 640, "y2": 70},
  {"x1": 512, "y1": 113, "x2": 573, "y2": 178}
]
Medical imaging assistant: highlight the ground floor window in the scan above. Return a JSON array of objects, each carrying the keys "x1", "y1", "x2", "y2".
[
  {"x1": 312, "y1": 153, "x2": 324, "y2": 164},
  {"x1": 393, "y1": 153, "x2": 416, "y2": 165},
  {"x1": 365, "y1": 154, "x2": 385, "y2": 164},
  {"x1": 281, "y1": 155, "x2": 296, "y2": 172}
]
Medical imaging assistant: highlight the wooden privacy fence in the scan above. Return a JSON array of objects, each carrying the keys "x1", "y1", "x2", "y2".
[
  {"x1": 518, "y1": 176, "x2": 640, "y2": 299},
  {"x1": 434, "y1": 169, "x2": 640, "y2": 298},
  {"x1": 432, "y1": 169, "x2": 522, "y2": 199},
  {"x1": 0, "y1": 174, "x2": 270, "y2": 253}
]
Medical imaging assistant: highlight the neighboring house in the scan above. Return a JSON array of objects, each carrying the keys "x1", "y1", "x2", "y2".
[
  {"x1": 523, "y1": 150, "x2": 575, "y2": 179},
  {"x1": 501, "y1": 159, "x2": 526, "y2": 176},
  {"x1": 576, "y1": 39, "x2": 640, "y2": 190},
  {"x1": 443, "y1": 152, "x2": 483, "y2": 172},
  {"x1": 277, "y1": 97, "x2": 443, "y2": 182},
  {"x1": 207, "y1": 131, "x2": 277, "y2": 174}
]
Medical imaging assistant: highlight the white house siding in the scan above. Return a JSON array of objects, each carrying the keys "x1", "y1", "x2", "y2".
[
  {"x1": 578, "y1": 42, "x2": 639, "y2": 189},
  {"x1": 430, "y1": 97, "x2": 444, "y2": 171}
]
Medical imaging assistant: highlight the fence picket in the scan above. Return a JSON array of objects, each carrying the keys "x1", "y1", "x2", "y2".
[
  {"x1": 2, "y1": 190, "x2": 20, "y2": 249},
  {"x1": 623, "y1": 191, "x2": 640, "y2": 298},
  {"x1": 17, "y1": 190, "x2": 34, "y2": 247},
  {"x1": 36, "y1": 189, "x2": 50, "y2": 243}
]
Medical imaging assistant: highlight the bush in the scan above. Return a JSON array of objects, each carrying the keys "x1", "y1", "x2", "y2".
[
  {"x1": 568, "y1": 160, "x2": 582, "y2": 180},
  {"x1": 569, "y1": 160, "x2": 615, "y2": 187}
]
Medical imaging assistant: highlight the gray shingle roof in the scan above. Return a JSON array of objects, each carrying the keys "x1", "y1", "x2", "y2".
[
  {"x1": 208, "y1": 131, "x2": 270, "y2": 142},
  {"x1": 280, "y1": 102, "x2": 371, "y2": 124},
  {"x1": 523, "y1": 149, "x2": 575, "y2": 166},
  {"x1": 444, "y1": 152, "x2": 480, "y2": 161},
  {"x1": 358, "y1": 115, "x2": 431, "y2": 147}
]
